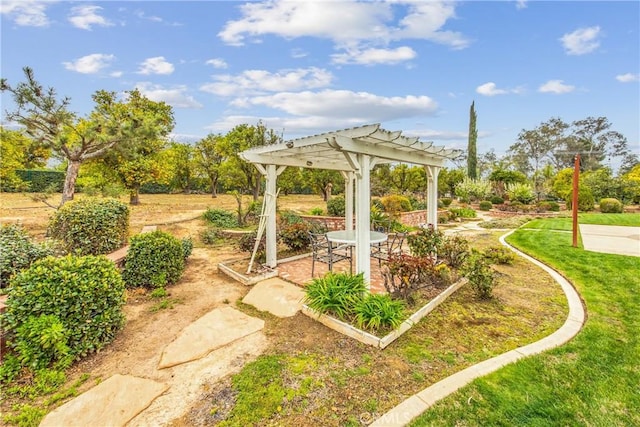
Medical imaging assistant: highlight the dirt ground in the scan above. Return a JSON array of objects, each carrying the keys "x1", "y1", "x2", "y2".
[{"x1": 0, "y1": 194, "x2": 568, "y2": 426}]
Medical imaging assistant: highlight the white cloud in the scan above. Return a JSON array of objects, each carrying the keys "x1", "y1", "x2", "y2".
[
  {"x1": 110, "y1": 71, "x2": 123, "y2": 78},
  {"x1": 515, "y1": 0, "x2": 527, "y2": 10},
  {"x1": 63, "y1": 53, "x2": 115, "y2": 74},
  {"x1": 231, "y1": 89, "x2": 438, "y2": 122},
  {"x1": 135, "y1": 82, "x2": 202, "y2": 108},
  {"x1": 538, "y1": 79, "x2": 575, "y2": 94},
  {"x1": 137, "y1": 56, "x2": 174, "y2": 75},
  {"x1": 218, "y1": 0, "x2": 469, "y2": 52},
  {"x1": 0, "y1": 0, "x2": 50, "y2": 27},
  {"x1": 291, "y1": 48, "x2": 308, "y2": 59},
  {"x1": 332, "y1": 46, "x2": 417, "y2": 65},
  {"x1": 616, "y1": 73, "x2": 640, "y2": 83},
  {"x1": 206, "y1": 58, "x2": 228, "y2": 69},
  {"x1": 560, "y1": 26, "x2": 601, "y2": 55},
  {"x1": 200, "y1": 67, "x2": 333, "y2": 96},
  {"x1": 405, "y1": 128, "x2": 492, "y2": 141},
  {"x1": 68, "y1": 5, "x2": 113, "y2": 30},
  {"x1": 476, "y1": 82, "x2": 507, "y2": 96}
]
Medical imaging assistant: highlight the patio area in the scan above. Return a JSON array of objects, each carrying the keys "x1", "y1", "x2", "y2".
[{"x1": 276, "y1": 253, "x2": 388, "y2": 294}]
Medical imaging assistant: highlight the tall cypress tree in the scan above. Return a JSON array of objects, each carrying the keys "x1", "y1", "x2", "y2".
[{"x1": 467, "y1": 101, "x2": 478, "y2": 179}]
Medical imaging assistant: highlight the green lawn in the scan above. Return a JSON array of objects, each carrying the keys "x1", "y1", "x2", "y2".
[
  {"x1": 521, "y1": 212, "x2": 640, "y2": 231},
  {"x1": 411, "y1": 216, "x2": 640, "y2": 426}
]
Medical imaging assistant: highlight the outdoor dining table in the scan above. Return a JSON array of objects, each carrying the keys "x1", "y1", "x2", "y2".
[{"x1": 325, "y1": 230, "x2": 388, "y2": 246}]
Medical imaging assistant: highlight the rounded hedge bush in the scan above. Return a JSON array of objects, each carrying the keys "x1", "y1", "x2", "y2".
[
  {"x1": 440, "y1": 197, "x2": 453, "y2": 207},
  {"x1": 4, "y1": 255, "x2": 126, "y2": 368},
  {"x1": 203, "y1": 208, "x2": 238, "y2": 228},
  {"x1": 566, "y1": 187, "x2": 595, "y2": 212},
  {"x1": 599, "y1": 198, "x2": 623, "y2": 213},
  {"x1": 478, "y1": 200, "x2": 493, "y2": 211},
  {"x1": 122, "y1": 231, "x2": 186, "y2": 288},
  {"x1": 326, "y1": 196, "x2": 346, "y2": 217},
  {"x1": 48, "y1": 198, "x2": 129, "y2": 255},
  {"x1": 381, "y1": 195, "x2": 412, "y2": 213},
  {"x1": 0, "y1": 224, "x2": 53, "y2": 288},
  {"x1": 489, "y1": 195, "x2": 505, "y2": 205}
]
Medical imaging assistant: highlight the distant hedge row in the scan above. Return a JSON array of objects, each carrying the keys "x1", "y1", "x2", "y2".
[{"x1": 1, "y1": 169, "x2": 65, "y2": 193}]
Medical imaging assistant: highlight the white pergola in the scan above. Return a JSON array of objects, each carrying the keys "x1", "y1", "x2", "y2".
[{"x1": 240, "y1": 123, "x2": 462, "y2": 287}]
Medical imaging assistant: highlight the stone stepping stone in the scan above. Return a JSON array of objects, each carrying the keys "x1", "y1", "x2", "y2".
[
  {"x1": 39, "y1": 374, "x2": 167, "y2": 427},
  {"x1": 158, "y1": 306, "x2": 264, "y2": 369},
  {"x1": 242, "y1": 277, "x2": 305, "y2": 318}
]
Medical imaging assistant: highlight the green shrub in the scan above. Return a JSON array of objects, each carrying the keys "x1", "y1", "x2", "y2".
[
  {"x1": 371, "y1": 198, "x2": 385, "y2": 211},
  {"x1": 408, "y1": 226, "x2": 444, "y2": 257},
  {"x1": 354, "y1": 294, "x2": 405, "y2": 332},
  {"x1": 279, "y1": 222, "x2": 313, "y2": 251},
  {"x1": 440, "y1": 235, "x2": 470, "y2": 268},
  {"x1": 326, "y1": 197, "x2": 346, "y2": 217},
  {"x1": 4, "y1": 255, "x2": 126, "y2": 367},
  {"x1": 547, "y1": 201, "x2": 561, "y2": 212},
  {"x1": 200, "y1": 228, "x2": 222, "y2": 245},
  {"x1": 203, "y1": 208, "x2": 238, "y2": 228},
  {"x1": 455, "y1": 178, "x2": 492, "y2": 202},
  {"x1": 238, "y1": 231, "x2": 266, "y2": 263},
  {"x1": 181, "y1": 237, "x2": 194, "y2": 258},
  {"x1": 123, "y1": 231, "x2": 186, "y2": 288},
  {"x1": 380, "y1": 195, "x2": 412, "y2": 213},
  {"x1": 599, "y1": 198, "x2": 623, "y2": 213},
  {"x1": 15, "y1": 169, "x2": 64, "y2": 192},
  {"x1": 279, "y1": 210, "x2": 303, "y2": 225},
  {"x1": 0, "y1": 224, "x2": 54, "y2": 288},
  {"x1": 449, "y1": 207, "x2": 477, "y2": 219},
  {"x1": 505, "y1": 183, "x2": 536, "y2": 204},
  {"x1": 310, "y1": 207, "x2": 324, "y2": 216},
  {"x1": 304, "y1": 272, "x2": 366, "y2": 319},
  {"x1": 462, "y1": 254, "x2": 496, "y2": 299},
  {"x1": 483, "y1": 246, "x2": 516, "y2": 265},
  {"x1": 48, "y1": 198, "x2": 129, "y2": 255},
  {"x1": 566, "y1": 186, "x2": 595, "y2": 212},
  {"x1": 440, "y1": 197, "x2": 453, "y2": 207},
  {"x1": 478, "y1": 200, "x2": 493, "y2": 211},
  {"x1": 489, "y1": 195, "x2": 505, "y2": 204}
]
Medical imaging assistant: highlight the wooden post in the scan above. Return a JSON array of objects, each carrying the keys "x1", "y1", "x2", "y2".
[{"x1": 572, "y1": 154, "x2": 580, "y2": 248}]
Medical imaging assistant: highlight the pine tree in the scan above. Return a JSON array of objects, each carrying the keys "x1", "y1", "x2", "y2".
[{"x1": 467, "y1": 101, "x2": 478, "y2": 179}]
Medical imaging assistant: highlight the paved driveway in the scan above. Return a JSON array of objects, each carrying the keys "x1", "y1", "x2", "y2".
[{"x1": 579, "y1": 224, "x2": 640, "y2": 257}]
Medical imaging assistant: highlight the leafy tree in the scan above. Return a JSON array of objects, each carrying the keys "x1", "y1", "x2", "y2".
[
  {"x1": 277, "y1": 166, "x2": 304, "y2": 195},
  {"x1": 220, "y1": 122, "x2": 281, "y2": 200},
  {"x1": 565, "y1": 117, "x2": 630, "y2": 171},
  {"x1": 194, "y1": 133, "x2": 226, "y2": 197},
  {"x1": 1, "y1": 68, "x2": 173, "y2": 205},
  {"x1": 551, "y1": 168, "x2": 575, "y2": 200},
  {"x1": 96, "y1": 90, "x2": 174, "y2": 205},
  {"x1": 371, "y1": 164, "x2": 393, "y2": 196},
  {"x1": 621, "y1": 164, "x2": 640, "y2": 203},
  {"x1": 581, "y1": 167, "x2": 624, "y2": 202},
  {"x1": 467, "y1": 101, "x2": 478, "y2": 179},
  {"x1": 477, "y1": 149, "x2": 497, "y2": 179},
  {"x1": 165, "y1": 142, "x2": 197, "y2": 193},
  {"x1": 509, "y1": 117, "x2": 569, "y2": 182},
  {"x1": 302, "y1": 169, "x2": 344, "y2": 201},
  {"x1": 438, "y1": 168, "x2": 465, "y2": 197}
]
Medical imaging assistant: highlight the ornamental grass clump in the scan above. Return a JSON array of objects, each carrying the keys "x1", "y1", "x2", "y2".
[
  {"x1": 304, "y1": 272, "x2": 366, "y2": 319},
  {"x1": 354, "y1": 294, "x2": 405, "y2": 331}
]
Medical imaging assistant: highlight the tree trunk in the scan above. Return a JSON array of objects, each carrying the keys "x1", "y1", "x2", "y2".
[
  {"x1": 129, "y1": 187, "x2": 140, "y2": 205},
  {"x1": 60, "y1": 160, "x2": 81, "y2": 206},
  {"x1": 211, "y1": 180, "x2": 217, "y2": 198},
  {"x1": 252, "y1": 185, "x2": 260, "y2": 201}
]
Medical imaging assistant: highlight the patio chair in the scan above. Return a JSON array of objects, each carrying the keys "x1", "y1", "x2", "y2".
[
  {"x1": 371, "y1": 232, "x2": 407, "y2": 266},
  {"x1": 308, "y1": 232, "x2": 352, "y2": 277}
]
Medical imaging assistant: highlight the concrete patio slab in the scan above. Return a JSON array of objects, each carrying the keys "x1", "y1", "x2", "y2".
[
  {"x1": 241, "y1": 277, "x2": 305, "y2": 317},
  {"x1": 39, "y1": 374, "x2": 167, "y2": 427},
  {"x1": 579, "y1": 224, "x2": 640, "y2": 257},
  {"x1": 158, "y1": 306, "x2": 264, "y2": 369}
]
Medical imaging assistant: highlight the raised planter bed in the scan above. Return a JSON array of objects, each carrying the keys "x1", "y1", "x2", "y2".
[
  {"x1": 218, "y1": 257, "x2": 278, "y2": 286},
  {"x1": 302, "y1": 277, "x2": 467, "y2": 349}
]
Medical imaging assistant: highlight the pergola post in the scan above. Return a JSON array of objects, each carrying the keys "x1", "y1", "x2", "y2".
[
  {"x1": 426, "y1": 165, "x2": 440, "y2": 229},
  {"x1": 264, "y1": 164, "x2": 278, "y2": 268},
  {"x1": 355, "y1": 154, "x2": 371, "y2": 287},
  {"x1": 342, "y1": 171, "x2": 355, "y2": 231}
]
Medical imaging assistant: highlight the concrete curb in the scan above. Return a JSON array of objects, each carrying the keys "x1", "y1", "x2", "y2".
[{"x1": 370, "y1": 229, "x2": 586, "y2": 427}]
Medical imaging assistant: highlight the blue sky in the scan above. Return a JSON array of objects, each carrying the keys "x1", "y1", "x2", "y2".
[{"x1": 1, "y1": 0, "x2": 639, "y2": 168}]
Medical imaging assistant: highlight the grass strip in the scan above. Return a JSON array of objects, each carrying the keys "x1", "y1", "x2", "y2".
[{"x1": 411, "y1": 219, "x2": 640, "y2": 426}]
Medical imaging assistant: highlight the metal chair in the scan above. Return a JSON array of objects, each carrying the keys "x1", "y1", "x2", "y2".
[
  {"x1": 308, "y1": 232, "x2": 352, "y2": 277},
  {"x1": 371, "y1": 232, "x2": 407, "y2": 266}
]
